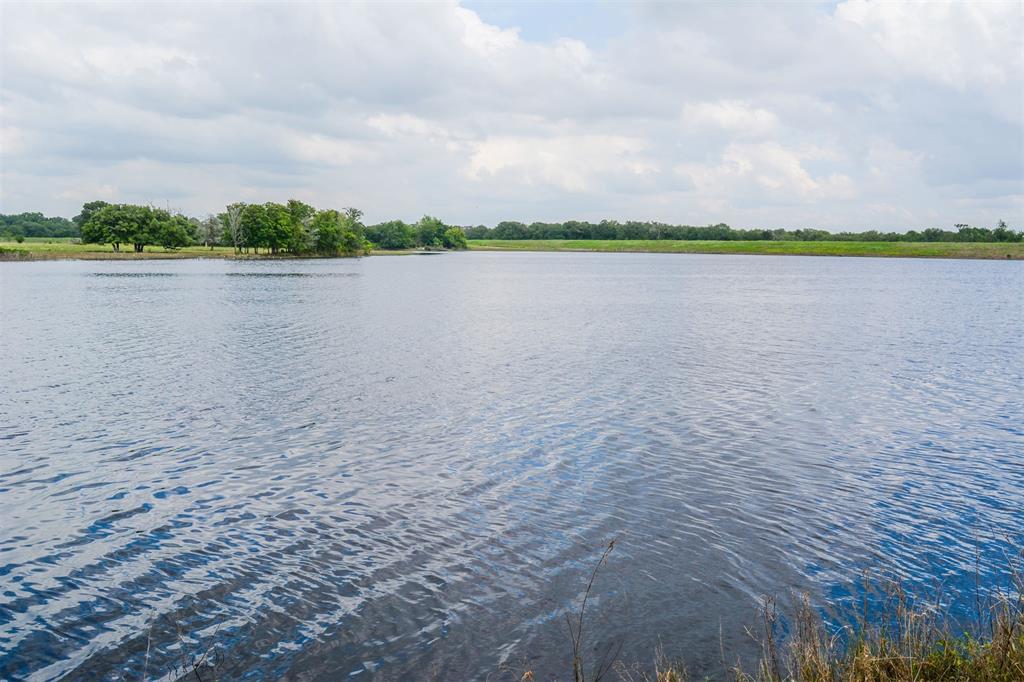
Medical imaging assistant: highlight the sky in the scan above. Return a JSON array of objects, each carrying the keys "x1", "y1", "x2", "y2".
[{"x1": 1, "y1": 1, "x2": 1022, "y2": 230}]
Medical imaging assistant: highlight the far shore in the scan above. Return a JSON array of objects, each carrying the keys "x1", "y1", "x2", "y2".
[
  {"x1": 4, "y1": 239, "x2": 1023, "y2": 261},
  {"x1": 469, "y1": 239, "x2": 1024, "y2": 259}
]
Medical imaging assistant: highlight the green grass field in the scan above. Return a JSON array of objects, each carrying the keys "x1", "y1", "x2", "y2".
[
  {"x1": 469, "y1": 239, "x2": 1024, "y2": 259},
  {"x1": 0, "y1": 240, "x2": 242, "y2": 260}
]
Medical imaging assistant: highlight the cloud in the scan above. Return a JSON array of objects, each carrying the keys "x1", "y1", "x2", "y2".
[
  {"x1": 465, "y1": 134, "x2": 653, "y2": 192},
  {"x1": 676, "y1": 142, "x2": 856, "y2": 209},
  {"x1": 681, "y1": 101, "x2": 778, "y2": 137},
  {"x1": 0, "y1": 0, "x2": 1020, "y2": 229},
  {"x1": 836, "y1": 0, "x2": 1022, "y2": 93}
]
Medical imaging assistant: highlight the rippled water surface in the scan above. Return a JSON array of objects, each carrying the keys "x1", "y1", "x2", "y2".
[{"x1": 1, "y1": 253, "x2": 1022, "y2": 681}]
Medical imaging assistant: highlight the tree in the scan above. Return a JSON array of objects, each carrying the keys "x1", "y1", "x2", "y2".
[
  {"x1": 416, "y1": 215, "x2": 446, "y2": 247},
  {"x1": 240, "y1": 204, "x2": 270, "y2": 253},
  {"x1": 367, "y1": 220, "x2": 416, "y2": 249},
  {"x1": 340, "y1": 230, "x2": 366, "y2": 255},
  {"x1": 80, "y1": 203, "x2": 164, "y2": 252},
  {"x1": 224, "y1": 203, "x2": 245, "y2": 252},
  {"x1": 73, "y1": 201, "x2": 109, "y2": 231},
  {"x1": 442, "y1": 227, "x2": 468, "y2": 249},
  {"x1": 81, "y1": 204, "x2": 134, "y2": 251},
  {"x1": 263, "y1": 202, "x2": 292, "y2": 254},
  {"x1": 200, "y1": 214, "x2": 221, "y2": 248},
  {"x1": 311, "y1": 209, "x2": 342, "y2": 255},
  {"x1": 0, "y1": 212, "x2": 78, "y2": 238},
  {"x1": 154, "y1": 212, "x2": 196, "y2": 250},
  {"x1": 286, "y1": 199, "x2": 316, "y2": 253}
]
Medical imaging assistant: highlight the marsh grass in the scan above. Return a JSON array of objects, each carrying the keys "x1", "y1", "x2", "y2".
[{"x1": 728, "y1": 573, "x2": 1024, "y2": 682}]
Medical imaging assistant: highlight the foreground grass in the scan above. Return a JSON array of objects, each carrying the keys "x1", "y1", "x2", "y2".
[
  {"x1": 469, "y1": 240, "x2": 1024, "y2": 259},
  {"x1": 549, "y1": 542, "x2": 1024, "y2": 682},
  {"x1": 655, "y1": 590, "x2": 1024, "y2": 682}
]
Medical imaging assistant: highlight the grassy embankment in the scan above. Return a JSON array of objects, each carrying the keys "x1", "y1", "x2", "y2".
[
  {"x1": 470, "y1": 239, "x2": 1024, "y2": 259},
  {"x1": 0, "y1": 239, "x2": 416, "y2": 260}
]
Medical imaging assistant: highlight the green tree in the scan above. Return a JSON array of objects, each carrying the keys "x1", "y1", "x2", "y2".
[
  {"x1": 368, "y1": 220, "x2": 416, "y2": 249},
  {"x1": 0, "y1": 212, "x2": 78, "y2": 238},
  {"x1": 81, "y1": 204, "x2": 145, "y2": 252},
  {"x1": 340, "y1": 230, "x2": 366, "y2": 255},
  {"x1": 286, "y1": 199, "x2": 316, "y2": 253},
  {"x1": 442, "y1": 227, "x2": 468, "y2": 249},
  {"x1": 416, "y1": 215, "x2": 446, "y2": 247},
  {"x1": 240, "y1": 204, "x2": 270, "y2": 253},
  {"x1": 154, "y1": 211, "x2": 196, "y2": 250},
  {"x1": 73, "y1": 201, "x2": 110, "y2": 231},
  {"x1": 263, "y1": 202, "x2": 292, "y2": 254},
  {"x1": 311, "y1": 209, "x2": 342, "y2": 254}
]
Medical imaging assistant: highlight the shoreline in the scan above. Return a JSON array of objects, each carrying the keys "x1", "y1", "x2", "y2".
[
  {"x1": 469, "y1": 239, "x2": 1024, "y2": 260},
  {"x1": 0, "y1": 246, "x2": 423, "y2": 261},
  {"x1": 4, "y1": 240, "x2": 1023, "y2": 261}
]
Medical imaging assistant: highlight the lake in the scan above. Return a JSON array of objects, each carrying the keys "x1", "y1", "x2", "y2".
[{"x1": 1, "y1": 252, "x2": 1022, "y2": 680}]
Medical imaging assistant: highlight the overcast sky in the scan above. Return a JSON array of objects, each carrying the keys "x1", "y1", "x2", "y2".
[{"x1": 1, "y1": 1, "x2": 1022, "y2": 229}]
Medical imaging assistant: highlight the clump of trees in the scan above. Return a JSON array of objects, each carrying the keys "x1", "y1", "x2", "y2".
[
  {"x1": 80, "y1": 203, "x2": 197, "y2": 252},
  {"x1": 462, "y1": 220, "x2": 1023, "y2": 243},
  {"x1": 365, "y1": 215, "x2": 467, "y2": 250},
  {"x1": 215, "y1": 200, "x2": 369, "y2": 256},
  {"x1": 73, "y1": 199, "x2": 470, "y2": 256}
]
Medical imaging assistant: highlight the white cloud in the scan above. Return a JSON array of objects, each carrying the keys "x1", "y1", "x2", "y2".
[
  {"x1": 836, "y1": 0, "x2": 1022, "y2": 92},
  {"x1": 366, "y1": 114, "x2": 454, "y2": 142},
  {"x1": 454, "y1": 6, "x2": 520, "y2": 55},
  {"x1": 0, "y1": 0, "x2": 1020, "y2": 228},
  {"x1": 681, "y1": 100, "x2": 778, "y2": 137},
  {"x1": 282, "y1": 133, "x2": 364, "y2": 168},
  {"x1": 677, "y1": 142, "x2": 856, "y2": 204},
  {"x1": 465, "y1": 135, "x2": 653, "y2": 192}
]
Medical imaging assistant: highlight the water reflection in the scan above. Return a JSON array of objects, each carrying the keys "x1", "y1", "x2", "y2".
[{"x1": 0, "y1": 253, "x2": 1021, "y2": 680}]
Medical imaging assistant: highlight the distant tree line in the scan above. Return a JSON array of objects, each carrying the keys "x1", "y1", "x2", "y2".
[
  {"x1": 0, "y1": 212, "x2": 78, "y2": 239},
  {"x1": 364, "y1": 217, "x2": 468, "y2": 250},
  {"x1": 462, "y1": 220, "x2": 1023, "y2": 243},
  {"x1": 4, "y1": 206, "x2": 1018, "y2": 245}
]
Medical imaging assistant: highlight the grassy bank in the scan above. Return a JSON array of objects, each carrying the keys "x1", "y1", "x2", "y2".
[
  {"x1": 0, "y1": 241, "x2": 422, "y2": 260},
  {"x1": 469, "y1": 239, "x2": 1024, "y2": 260}
]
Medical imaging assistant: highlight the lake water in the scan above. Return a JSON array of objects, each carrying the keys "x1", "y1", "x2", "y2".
[{"x1": 1, "y1": 252, "x2": 1022, "y2": 681}]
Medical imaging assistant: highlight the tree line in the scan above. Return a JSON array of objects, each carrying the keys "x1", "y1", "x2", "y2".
[
  {"x1": 462, "y1": 220, "x2": 1023, "y2": 243},
  {"x1": 45, "y1": 200, "x2": 468, "y2": 255},
  {"x1": 3, "y1": 206, "x2": 1019, "y2": 245},
  {"x1": 0, "y1": 212, "x2": 78, "y2": 240}
]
